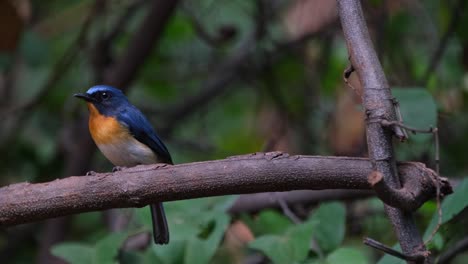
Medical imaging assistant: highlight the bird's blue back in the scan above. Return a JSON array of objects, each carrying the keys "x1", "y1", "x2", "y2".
[{"x1": 117, "y1": 104, "x2": 173, "y2": 164}]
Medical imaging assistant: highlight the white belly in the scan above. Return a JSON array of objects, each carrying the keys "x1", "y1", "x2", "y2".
[{"x1": 96, "y1": 137, "x2": 158, "y2": 167}]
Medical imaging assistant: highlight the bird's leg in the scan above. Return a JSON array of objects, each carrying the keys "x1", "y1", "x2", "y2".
[
  {"x1": 112, "y1": 166, "x2": 126, "y2": 172},
  {"x1": 154, "y1": 163, "x2": 170, "y2": 169}
]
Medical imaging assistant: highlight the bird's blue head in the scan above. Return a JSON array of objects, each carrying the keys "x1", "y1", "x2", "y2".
[{"x1": 74, "y1": 85, "x2": 129, "y2": 116}]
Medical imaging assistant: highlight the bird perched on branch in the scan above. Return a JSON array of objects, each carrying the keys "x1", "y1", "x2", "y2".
[{"x1": 74, "y1": 85, "x2": 172, "y2": 244}]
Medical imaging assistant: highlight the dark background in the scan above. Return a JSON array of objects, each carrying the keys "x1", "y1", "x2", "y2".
[{"x1": 0, "y1": 0, "x2": 467, "y2": 263}]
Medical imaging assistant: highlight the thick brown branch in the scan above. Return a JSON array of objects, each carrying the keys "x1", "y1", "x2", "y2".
[{"x1": 0, "y1": 152, "x2": 450, "y2": 226}]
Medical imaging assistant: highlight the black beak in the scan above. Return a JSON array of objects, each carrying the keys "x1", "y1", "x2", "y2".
[{"x1": 74, "y1": 93, "x2": 94, "y2": 102}]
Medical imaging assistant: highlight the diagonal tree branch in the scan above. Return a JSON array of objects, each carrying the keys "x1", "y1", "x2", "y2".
[
  {"x1": 438, "y1": 236, "x2": 468, "y2": 264},
  {"x1": 103, "y1": 0, "x2": 179, "y2": 89},
  {"x1": 0, "y1": 152, "x2": 451, "y2": 227},
  {"x1": 336, "y1": 1, "x2": 434, "y2": 263},
  {"x1": 420, "y1": 0, "x2": 467, "y2": 85}
]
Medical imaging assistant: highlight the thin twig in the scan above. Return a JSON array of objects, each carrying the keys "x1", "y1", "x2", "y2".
[
  {"x1": 379, "y1": 120, "x2": 439, "y2": 175},
  {"x1": 438, "y1": 236, "x2": 468, "y2": 264},
  {"x1": 423, "y1": 174, "x2": 442, "y2": 247},
  {"x1": 343, "y1": 62, "x2": 360, "y2": 96},
  {"x1": 433, "y1": 127, "x2": 440, "y2": 175},
  {"x1": 272, "y1": 193, "x2": 301, "y2": 224},
  {"x1": 364, "y1": 237, "x2": 427, "y2": 262},
  {"x1": 390, "y1": 98, "x2": 409, "y2": 140},
  {"x1": 423, "y1": 127, "x2": 442, "y2": 247},
  {"x1": 380, "y1": 119, "x2": 435, "y2": 134}
]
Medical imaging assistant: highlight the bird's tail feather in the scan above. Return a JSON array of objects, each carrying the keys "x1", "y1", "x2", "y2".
[{"x1": 150, "y1": 203, "x2": 169, "y2": 244}]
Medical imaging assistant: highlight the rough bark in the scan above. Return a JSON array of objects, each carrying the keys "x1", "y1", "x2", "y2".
[{"x1": 0, "y1": 152, "x2": 450, "y2": 226}]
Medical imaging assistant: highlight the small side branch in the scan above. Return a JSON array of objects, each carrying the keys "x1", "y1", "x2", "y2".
[
  {"x1": 364, "y1": 238, "x2": 429, "y2": 262},
  {"x1": 438, "y1": 236, "x2": 468, "y2": 264},
  {"x1": 0, "y1": 152, "x2": 450, "y2": 226}
]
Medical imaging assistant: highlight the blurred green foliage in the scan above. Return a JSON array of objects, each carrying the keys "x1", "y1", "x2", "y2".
[{"x1": 1, "y1": 0, "x2": 468, "y2": 263}]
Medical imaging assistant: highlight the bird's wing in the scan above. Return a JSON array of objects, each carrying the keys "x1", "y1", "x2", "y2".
[{"x1": 117, "y1": 106, "x2": 173, "y2": 164}]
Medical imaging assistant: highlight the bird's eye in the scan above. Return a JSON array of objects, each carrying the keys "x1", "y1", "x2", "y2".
[{"x1": 101, "y1": 92, "x2": 110, "y2": 100}]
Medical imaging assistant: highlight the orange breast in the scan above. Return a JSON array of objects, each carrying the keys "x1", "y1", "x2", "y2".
[{"x1": 87, "y1": 103, "x2": 129, "y2": 145}]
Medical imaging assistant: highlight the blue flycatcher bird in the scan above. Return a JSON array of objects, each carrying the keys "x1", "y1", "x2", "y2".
[{"x1": 74, "y1": 85, "x2": 171, "y2": 244}]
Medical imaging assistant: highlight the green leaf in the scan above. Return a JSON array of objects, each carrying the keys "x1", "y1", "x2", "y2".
[
  {"x1": 310, "y1": 202, "x2": 346, "y2": 253},
  {"x1": 51, "y1": 243, "x2": 94, "y2": 264},
  {"x1": 250, "y1": 235, "x2": 286, "y2": 263},
  {"x1": 287, "y1": 220, "x2": 319, "y2": 261},
  {"x1": 321, "y1": 41, "x2": 349, "y2": 95},
  {"x1": 145, "y1": 197, "x2": 232, "y2": 264},
  {"x1": 424, "y1": 178, "x2": 468, "y2": 238},
  {"x1": 326, "y1": 247, "x2": 368, "y2": 264},
  {"x1": 152, "y1": 240, "x2": 185, "y2": 264},
  {"x1": 119, "y1": 247, "x2": 165, "y2": 264},
  {"x1": 376, "y1": 245, "x2": 404, "y2": 264},
  {"x1": 247, "y1": 210, "x2": 293, "y2": 236},
  {"x1": 183, "y1": 213, "x2": 230, "y2": 264},
  {"x1": 249, "y1": 219, "x2": 317, "y2": 263},
  {"x1": 72, "y1": 212, "x2": 102, "y2": 236},
  {"x1": 391, "y1": 87, "x2": 437, "y2": 142},
  {"x1": 427, "y1": 232, "x2": 444, "y2": 251},
  {"x1": 53, "y1": 232, "x2": 134, "y2": 264},
  {"x1": 118, "y1": 251, "x2": 145, "y2": 264},
  {"x1": 94, "y1": 232, "x2": 130, "y2": 264}
]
